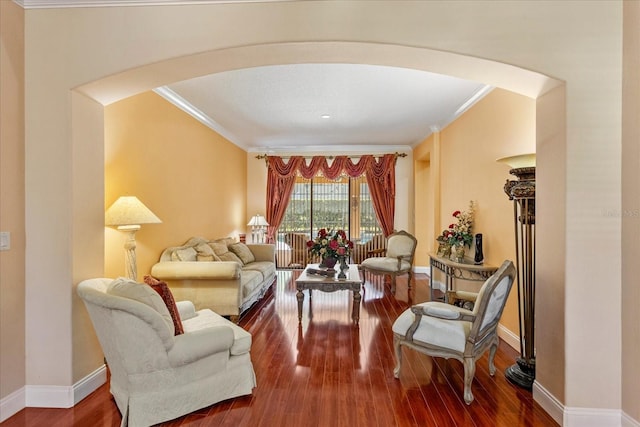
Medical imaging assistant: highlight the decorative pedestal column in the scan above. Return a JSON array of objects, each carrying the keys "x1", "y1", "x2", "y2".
[{"x1": 500, "y1": 156, "x2": 536, "y2": 390}]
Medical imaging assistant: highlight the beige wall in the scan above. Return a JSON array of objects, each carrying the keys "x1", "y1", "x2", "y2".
[
  {"x1": 105, "y1": 91, "x2": 248, "y2": 281},
  {"x1": 0, "y1": 0, "x2": 25, "y2": 402},
  {"x1": 2, "y1": 1, "x2": 635, "y2": 425},
  {"x1": 413, "y1": 88, "x2": 536, "y2": 336},
  {"x1": 621, "y1": 0, "x2": 640, "y2": 422}
]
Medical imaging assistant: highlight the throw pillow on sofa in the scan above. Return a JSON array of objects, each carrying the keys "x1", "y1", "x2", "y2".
[
  {"x1": 195, "y1": 242, "x2": 220, "y2": 262},
  {"x1": 171, "y1": 247, "x2": 197, "y2": 262},
  {"x1": 208, "y1": 241, "x2": 243, "y2": 265},
  {"x1": 229, "y1": 242, "x2": 256, "y2": 265}
]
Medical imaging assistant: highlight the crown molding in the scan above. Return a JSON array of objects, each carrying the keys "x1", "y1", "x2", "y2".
[
  {"x1": 153, "y1": 86, "x2": 249, "y2": 151},
  {"x1": 14, "y1": 0, "x2": 288, "y2": 9},
  {"x1": 246, "y1": 145, "x2": 413, "y2": 156}
]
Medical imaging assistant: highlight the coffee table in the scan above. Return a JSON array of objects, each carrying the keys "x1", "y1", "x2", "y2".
[{"x1": 296, "y1": 264, "x2": 363, "y2": 324}]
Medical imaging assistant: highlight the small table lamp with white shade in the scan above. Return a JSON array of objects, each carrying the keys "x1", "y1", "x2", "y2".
[
  {"x1": 247, "y1": 214, "x2": 269, "y2": 243},
  {"x1": 105, "y1": 196, "x2": 162, "y2": 281}
]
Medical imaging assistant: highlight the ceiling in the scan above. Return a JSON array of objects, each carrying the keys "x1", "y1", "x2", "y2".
[
  {"x1": 15, "y1": 1, "x2": 493, "y2": 152},
  {"x1": 156, "y1": 63, "x2": 492, "y2": 153}
]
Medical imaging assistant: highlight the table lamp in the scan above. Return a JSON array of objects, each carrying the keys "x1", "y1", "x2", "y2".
[{"x1": 247, "y1": 214, "x2": 269, "y2": 243}]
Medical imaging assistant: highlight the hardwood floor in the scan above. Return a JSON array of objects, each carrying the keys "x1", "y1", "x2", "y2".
[{"x1": 2, "y1": 271, "x2": 558, "y2": 427}]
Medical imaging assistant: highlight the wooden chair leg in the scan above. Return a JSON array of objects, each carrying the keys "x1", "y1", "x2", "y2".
[
  {"x1": 463, "y1": 357, "x2": 476, "y2": 405},
  {"x1": 393, "y1": 337, "x2": 403, "y2": 378}
]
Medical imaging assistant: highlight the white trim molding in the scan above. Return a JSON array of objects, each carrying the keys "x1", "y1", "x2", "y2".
[
  {"x1": 15, "y1": 0, "x2": 287, "y2": 9},
  {"x1": 533, "y1": 383, "x2": 640, "y2": 427},
  {"x1": 1, "y1": 365, "x2": 107, "y2": 421},
  {"x1": 623, "y1": 411, "x2": 640, "y2": 427},
  {"x1": 0, "y1": 386, "x2": 25, "y2": 422},
  {"x1": 563, "y1": 407, "x2": 625, "y2": 427},
  {"x1": 533, "y1": 381, "x2": 564, "y2": 426}
]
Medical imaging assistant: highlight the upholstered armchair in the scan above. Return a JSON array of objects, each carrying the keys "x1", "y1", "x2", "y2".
[
  {"x1": 351, "y1": 233, "x2": 386, "y2": 265},
  {"x1": 392, "y1": 260, "x2": 516, "y2": 404},
  {"x1": 359, "y1": 230, "x2": 417, "y2": 292},
  {"x1": 77, "y1": 277, "x2": 256, "y2": 426}
]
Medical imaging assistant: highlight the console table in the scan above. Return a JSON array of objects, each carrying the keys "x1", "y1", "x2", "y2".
[{"x1": 429, "y1": 253, "x2": 498, "y2": 303}]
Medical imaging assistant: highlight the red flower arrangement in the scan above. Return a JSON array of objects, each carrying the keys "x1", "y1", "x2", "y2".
[
  {"x1": 307, "y1": 228, "x2": 354, "y2": 259},
  {"x1": 437, "y1": 201, "x2": 476, "y2": 248}
]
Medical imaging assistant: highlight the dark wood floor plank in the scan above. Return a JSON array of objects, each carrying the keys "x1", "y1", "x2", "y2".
[{"x1": 2, "y1": 271, "x2": 558, "y2": 427}]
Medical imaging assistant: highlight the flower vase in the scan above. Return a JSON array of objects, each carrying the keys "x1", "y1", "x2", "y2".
[
  {"x1": 337, "y1": 256, "x2": 348, "y2": 279},
  {"x1": 320, "y1": 256, "x2": 337, "y2": 270},
  {"x1": 454, "y1": 244, "x2": 466, "y2": 262},
  {"x1": 437, "y1": 242, "x2": 452, "y2": 258}
]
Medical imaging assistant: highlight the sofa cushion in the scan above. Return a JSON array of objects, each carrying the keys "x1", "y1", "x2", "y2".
[
  {"x1": 195, "y1": 242, "x2": 220, "y2": 262},
  {"x1": 171, "y1": 247, "x2": 197, "y2": 262},
  {"x1": 242, "y1": 261, "x2": 275, "y2": 281},
  {"x1": 107, "y1": 277, "x2": 174, "y2": 334},
  {"x1": 240, "y1": 270, "x2": 264, "y2": 299},
  {"x1": 212, "y1": 237, "x2": 236, "y2": 247},
  {"x1": 181, "y1": 308, "x2": 252, "y2": 356},
  {"x1": 229, "y1": 242, "x2": 255, "y2": 265},
  {"x1": 209, "y1": 241, "x2": 229, "y2": 257},
  {"x1": 143, "y1": 275, "x2": 184, "y2": 335},
  {"x1": 219, "y1": 251, "x2": 243, "y2": 265}
]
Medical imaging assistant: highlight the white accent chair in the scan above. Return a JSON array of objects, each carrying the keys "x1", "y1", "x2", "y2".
[
  {"x1": 77, "y1": 278, "x2": 256, "y2": 427},
  {"x1": 392, "y1": 260, "x2": 516, "y2": 404},
  {"x1": 359, "y1": 230, "x2": 417, "y2": 292}
]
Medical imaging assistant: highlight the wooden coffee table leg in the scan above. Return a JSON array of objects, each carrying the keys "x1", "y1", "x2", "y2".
[
  {"x1": 352, "y1": 289, "x2": 362, "y2": 324},
  {"x1": 296, "y1": 289, "x2": 304, "y2": 322}
]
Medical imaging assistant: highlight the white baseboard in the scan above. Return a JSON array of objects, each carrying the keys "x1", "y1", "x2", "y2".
[
  {"x1": 497, "y1": 323, "x2": 520, "y2": 351},
  {"x1": 0, "y1": 386, "x2": 26, "y2": 422},
  {"x1": 1, "y1": 364, "x2": 107, "y2": 420},
  {"x1": 563, "y1": 407, "x2": 624, "y2": 427},
  {"x1": 532, "y1": 381, "x2": 640, "y2": 427},
  {"x1": 73, "y1": 365, "x2": 107, "y2": 405},
  {"x1": 533, "y1": 381, "x2": 564, "y2": 426},
  {"x1": 414, "y1": 265, "x2": 430, "y2": 275},
  {"x1": 623, "y1": 411, "x2": 640, "y2": 427}
]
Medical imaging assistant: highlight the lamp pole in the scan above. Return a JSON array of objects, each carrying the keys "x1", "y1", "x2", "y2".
[{"x1": 503, "y1": 164, "x2": 536, "y2": 389}]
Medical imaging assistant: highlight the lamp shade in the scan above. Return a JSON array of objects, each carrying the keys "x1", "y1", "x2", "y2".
[
  {"x1": 496, "y1": 153, "x2": 536, "y2": 169},
  {"x1": 105, "y1": 196, "x2": 162, "y2": 227},
  {"x1": 247, "y1": 214, "x2": 269, "y2": 227}
]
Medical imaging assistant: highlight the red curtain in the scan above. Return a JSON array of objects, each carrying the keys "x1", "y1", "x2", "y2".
[{"x1": 264, "y1": 154, "x2": 397, "y2": 241}]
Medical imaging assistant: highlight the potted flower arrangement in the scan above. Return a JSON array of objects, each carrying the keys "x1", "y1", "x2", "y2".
[
  {"x1": 437, "y1": 201, "x2": 475, "y2": 261},
  {"x1": 307, "y1": 228, "x2": 353, "y2": 269}
]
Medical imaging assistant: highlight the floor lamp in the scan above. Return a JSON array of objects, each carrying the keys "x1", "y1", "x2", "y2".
[
  {"x1": 105, "y1": 196, "x2": 162, "y2": 281},
  {"x1": 498, "y1": 154, "x2": 536, "y2": 390}
]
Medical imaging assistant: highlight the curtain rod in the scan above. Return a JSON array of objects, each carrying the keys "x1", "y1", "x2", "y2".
[{"x1": 255, "y1": 152, "x2": 407, "y2": 160}]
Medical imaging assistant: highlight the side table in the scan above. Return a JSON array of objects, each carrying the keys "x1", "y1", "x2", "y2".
[{"x1": 429, "y1": 253, "x2": 497, "y2": 304}]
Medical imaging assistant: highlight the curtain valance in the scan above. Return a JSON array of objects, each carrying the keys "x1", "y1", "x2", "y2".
[{"x1": 264, "y1": 154, "x2": 400, "y2": 241}]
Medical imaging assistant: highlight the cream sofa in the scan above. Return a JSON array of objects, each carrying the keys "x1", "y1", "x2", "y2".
[
  {"x1": 151, "y1": 237, "x2": 276, "y2": 322},
  {"x1": 77, "y1": 277, "x2": 256, "y2": 427}
]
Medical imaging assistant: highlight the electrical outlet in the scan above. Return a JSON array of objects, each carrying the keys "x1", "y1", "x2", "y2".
[{"x1": 0, "y1": 232, "x2": 10, "y2": 251}]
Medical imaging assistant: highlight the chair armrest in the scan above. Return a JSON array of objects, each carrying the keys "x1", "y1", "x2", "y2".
[
  {"x1": 367, "y1": 248, "x2": 386, "y2": 257},
  {"x1": 411, "y1": 304, "x2": 476, "y2": 322},
  {"x1": 151, "y1": 261, "x2": 241, "y2": 280},
  {"x1": 175, "y1": 300, "x2": 197, "y2": 321},
  {"x1": 168, "y1": 326, "x2": 234, "y2": 366}
]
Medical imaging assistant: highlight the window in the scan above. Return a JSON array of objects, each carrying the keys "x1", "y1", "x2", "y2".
[{"x1": 276, "y1": 174, "x2": 383, "y2": 268}]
